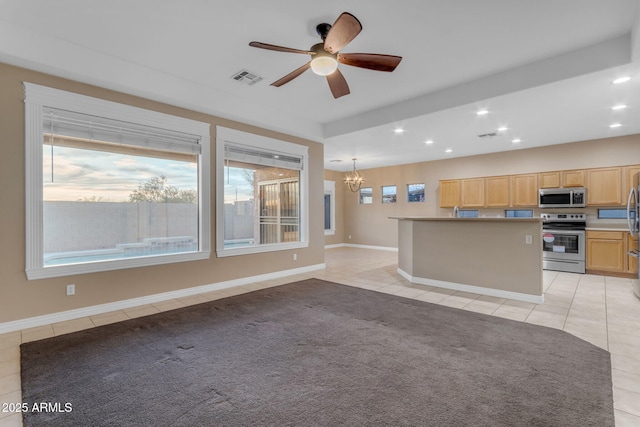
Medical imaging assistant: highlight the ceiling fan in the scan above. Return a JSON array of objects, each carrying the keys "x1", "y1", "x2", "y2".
[{"x1": 249, "y1": 12, "x2": 402, "y2": 99}]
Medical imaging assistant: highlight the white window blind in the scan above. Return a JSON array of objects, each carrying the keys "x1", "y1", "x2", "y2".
[
  {"x1": 43, "y1": 107, "x2": 202, "y2": 155},
  {"x1": 224, "y1": 142, "x2": 303, "y2": 170}
]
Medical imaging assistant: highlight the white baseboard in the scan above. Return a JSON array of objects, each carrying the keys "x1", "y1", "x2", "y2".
[
  {"x1": 343, "y1": 243, "x2": 398, "y2": 252},
  {"x1": 0, "y1": 263, "x2": 325, "y2": 334},
  {"x1": 397, "y1": 268, "x2": 544, "y2": 304}
]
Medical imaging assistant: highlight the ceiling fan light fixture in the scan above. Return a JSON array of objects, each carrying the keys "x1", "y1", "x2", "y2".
[{"x1": 310, "y1": 56, "x2": 338, "y2": 76}]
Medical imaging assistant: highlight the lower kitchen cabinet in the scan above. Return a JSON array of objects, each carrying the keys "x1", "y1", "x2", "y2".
[{"x1": 586, "y1": 230, "x2": 637, "y2": 275}]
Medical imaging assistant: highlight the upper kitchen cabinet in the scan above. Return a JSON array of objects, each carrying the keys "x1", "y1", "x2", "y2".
[
  {"x1": 439, "y1": 180, "x2": 460, "y2": 208},
  {"x1": 538, "y1": 172, "x2": 560, "y2": 188},
  {"x1": 485, "y1": 176, "x2": 510, "y2": 207},
  {"x1": 561, "y1": 170, "x2": 585, "y2": 187},
  {"x1": 587, "y1": 167, "x2": 622, "y2": 206},
  {"x1": 461, "y1": 178, "x2": 485, "y2": 207},
  {"x1": 511, "y1": 174, "x2": 538, "y2": 207},
  {"x1": 623, "y1": 165, "x2": 640, "y2": 199}
]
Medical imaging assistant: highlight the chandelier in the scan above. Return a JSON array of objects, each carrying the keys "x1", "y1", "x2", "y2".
[{"x1": 344, "y1": 158, "x2": 365, "y2": 192}]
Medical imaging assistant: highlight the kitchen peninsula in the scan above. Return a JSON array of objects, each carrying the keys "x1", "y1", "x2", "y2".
[{"x1": 391, "y1": 217, "x2": 544, "y2": 303}]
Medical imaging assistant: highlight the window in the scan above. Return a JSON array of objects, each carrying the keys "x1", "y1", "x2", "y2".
[
  {"x1": 216, "y1": 127, "x2": 308, "y2": 257},
  {"x1": 24, "y1": 83, "x2": 211, "y2": 279},
  {"x1": 382, "y1": 185, "x2": 397, "y2": 203},
  {"x1": 324, "y1": 180, "x2": 336, "y2": 235},
  {"x1": 598, "y1": 208, "x2": 632, "y2": 219},
  {"x1": 458, "y1": 210, "x2": 479, "y2": 218},
  {"x1": 505, "y1": 209, "x2": 534, "y2": 218},
  {"x1": 359, "y1": 187, "x2": 373, "y2": 204},
  {"x1": 407, "y1": 183, "x2": 425, "y2": 202}
]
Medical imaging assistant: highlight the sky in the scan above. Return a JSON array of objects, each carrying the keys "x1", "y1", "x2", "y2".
[
  {"x1": 43, "y1": 145, "x2": 256, "y2": 204},
  {"x1": 43, "y1": 145, "x2": 197, "y2": 202}
]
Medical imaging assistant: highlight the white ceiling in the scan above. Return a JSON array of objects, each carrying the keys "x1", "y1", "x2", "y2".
[{"x1": 1, "y1": 1, "x2": 639, "y2": 172}]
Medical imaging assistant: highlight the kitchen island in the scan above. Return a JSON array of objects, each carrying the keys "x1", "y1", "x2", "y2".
[{"x1": 391, "y1": 217, "x2": 544, "y2": 303}]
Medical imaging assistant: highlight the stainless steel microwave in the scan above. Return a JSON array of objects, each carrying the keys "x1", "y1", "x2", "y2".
[{"x1": 539, "y1": 187, "x2": 586, "y2": 208}]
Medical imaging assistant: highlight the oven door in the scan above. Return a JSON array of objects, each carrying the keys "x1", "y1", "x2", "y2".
[{"x1": 542, "y1": 229, "x2": 585, "y2": 262}]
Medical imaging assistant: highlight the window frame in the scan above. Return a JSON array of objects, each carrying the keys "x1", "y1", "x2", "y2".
[
  {"x1": 407, "y1": 183, "x2": 425, "y2": 203},
  {"x1": 381, "y1": 185, "x2": 397, "y2": 204},
  {"x1": 215, "y1": 126, "x2": 309, "y2": 257},
  {"x1": 324, "y1": 180, "x2": 336, "y2": 235},
  {"x1": 24, "y1": 83, "x2": 211, "y2": 280}
]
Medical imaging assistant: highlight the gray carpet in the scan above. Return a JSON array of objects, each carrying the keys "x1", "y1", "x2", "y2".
[{"x1": 21, "y1": 278, "x2": 614, "y2": 426}]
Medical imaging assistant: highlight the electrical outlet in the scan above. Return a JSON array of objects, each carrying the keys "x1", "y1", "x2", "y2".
[
  {"x1": 348, "y1": 235, "x2": 352, "y2": 240},
  {"x1": 293, "y1": 253, "x2": 297, "y2": 261},
  {"x1": 66, "y1": 284, "x2": 75, "y2": 296},
  {"x1": 525, "y1": 235, "x2": 533, "y2": 245}
]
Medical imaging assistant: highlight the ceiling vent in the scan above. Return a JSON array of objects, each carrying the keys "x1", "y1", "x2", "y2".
[
  {"x1": 231, "y1": 69, "x2": 263, "y2": 86},
  {"x1": 477, "y1": 132, "x2": 497, "y2": 138}
]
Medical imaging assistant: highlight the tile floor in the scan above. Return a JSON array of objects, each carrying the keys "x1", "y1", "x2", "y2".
[{"x1": 1, "y1": 246, "x2": 639, "y2": 426}]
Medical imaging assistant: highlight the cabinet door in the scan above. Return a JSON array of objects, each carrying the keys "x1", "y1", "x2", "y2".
[
  {"x1": 461, "y1": 178, "x2": 485, "y2": 207},
  {"x1": 562, "y1": 170, "x2": 585, "y2": 187},
  {"x1": 587, "y1": 167, "x2": 622, "y2": 206},
  {"x1": 539, "y1": 172, "x2": 560, "y2": 188},
  {"x1": 623, "y1": 165, "x2": 640, "y2": 199},
  {"x1": 586, "y1": 231, "x2": 625, "y2": 272},
  {"x1": 511, "y1": 174, "x2": 538, "y2": 207},
  {"x1": 439, "y1": 180, "x2": 460, "y2": 208},
  {"x1": 485, "y1": 176, "x2": 510, "y2": 207}
]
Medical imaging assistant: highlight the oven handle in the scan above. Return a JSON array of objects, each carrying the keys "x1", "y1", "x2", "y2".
[{"x1": 542, "y1": 229, "x2": 585, "y2": 236}]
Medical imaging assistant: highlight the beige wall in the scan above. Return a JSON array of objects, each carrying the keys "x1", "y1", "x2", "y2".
[
  {"x1": 340, "y1": 135, "x2": 640, "y2": 248},
  {"x1": 0, "y1": 61, "x2": 325, "y2": 324}
]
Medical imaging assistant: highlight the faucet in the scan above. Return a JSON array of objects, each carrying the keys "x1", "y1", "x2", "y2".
[{"x1": 453, "y1": 205, "x2": 459, "y2": 218}]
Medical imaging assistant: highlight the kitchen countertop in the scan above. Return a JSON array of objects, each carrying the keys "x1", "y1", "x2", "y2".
[{"x1": 390, "y1": 216, "x2": 542, "y2": 222}]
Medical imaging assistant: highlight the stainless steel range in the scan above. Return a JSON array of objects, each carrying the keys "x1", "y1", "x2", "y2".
[{"x1": 541, "y1": 213, "x2": 586, "y2": 274}]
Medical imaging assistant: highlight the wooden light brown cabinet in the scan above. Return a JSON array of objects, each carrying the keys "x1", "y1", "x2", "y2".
[
  {"x1": 485, "y1": 176, "x2": 510, "y2": 207},
  {"x1": 586, "y1": 230, "x2": 638, "y2": 276},
  {"x1": 586, "y1": 231, "x2": 625, "y2": 272},
  {"x1": 562, "y1": 170, "x2": 585, "y2": 187},
  {"x1": 439, "y1": 180, "x2": 460, "y2": 208},
  {"x1": 511, "y1": 174, "x2": 538, "y2": 207},
  {"x1": 538, "y1": 172, "x2": 560, "y2": 189},
  {"x1": 461, "y1": 178, "x2": 485, "y2": 207},
  {"x1": 586, "y1": 167, "x2": 622, "y2": 206}
]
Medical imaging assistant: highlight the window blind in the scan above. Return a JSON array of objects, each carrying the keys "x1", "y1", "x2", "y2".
[
  {"x1": 43, "y1": 107, "x2": 202, "y2": 155},
  {"x1": 224, "y1": 142, "x2": 303, "y2": 170}
]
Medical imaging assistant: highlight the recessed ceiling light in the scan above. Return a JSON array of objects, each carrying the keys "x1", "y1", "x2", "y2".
[
  {"x1": 613, "y1": 76, "x2": 631, "y2": 84},
  {"x1": 497, "y1": 126, "x2": 508, "y2": 132},
  {"x1": 445, "y1": 148, "x2": 453, "y2": 153},
  {"x1": 394, "y1": 128, "x2": 404, "y2": 134},
  {"x1": 476, "y1": 109, "x2": 489, "y2": 116},
  {"x1": 425, "y1": 140, "x2": 434, "y2": 145},
  {"x1": 610, "y1": 123, "x2": 622, "y2": 128},
  {"x1": 512, "y1": 138, "x2": 521, "y2": 143},
  {"x1": 612, "y1": 104, "x2": 627, "y2": 110}
]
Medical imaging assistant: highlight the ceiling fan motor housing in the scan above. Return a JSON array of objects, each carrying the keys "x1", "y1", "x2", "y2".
[{"x1": 316, "y1": 23, "x2": 332, "y2": 40}]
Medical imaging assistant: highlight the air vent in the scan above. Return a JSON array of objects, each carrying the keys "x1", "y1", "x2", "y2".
[
  {"x1": 231, "y1": 69, "x2": 263, "y2": 86},
  {"x1": 477, "y1": 132, "x2": 497, "y2": 138}
]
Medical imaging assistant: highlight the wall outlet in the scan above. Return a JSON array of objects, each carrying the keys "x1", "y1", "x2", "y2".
[
  {"x1": 348, "y1": 235, "x2": 352, "y2": 240},
  {"x1": 525, "y1": 235, "x2": 533, "y2": 245},
  {"x1": 293, "y1": 253, "x2": 297, "y2": 261},
  {"x1": 66, "y1": 284, "x2": 75, "y2": 296}
]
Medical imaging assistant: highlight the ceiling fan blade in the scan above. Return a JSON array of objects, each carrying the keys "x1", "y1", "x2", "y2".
[
  {"x1": 271, "y1": 62, "x2": 311, "y2": 87},
  {"x1": 249, "y1": 41, "x2": 313, "y2": 55},
  {"x1": 326, "y1": 69, "x2": 350, "y2": 98},
  {"x1": 324, "y1": 12, "x2": 362, "y2": 54},
  {"x1": 338, "y1": 53, "x2": 402, "y2": 72}
]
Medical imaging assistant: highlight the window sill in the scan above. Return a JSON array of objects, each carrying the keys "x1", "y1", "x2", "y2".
[
  {"x1": 216, "y1": 241, "x2": 309, "y2": 258},
  {"x1": 26, "y1": 251, "x2": 211, "y2": 280}
]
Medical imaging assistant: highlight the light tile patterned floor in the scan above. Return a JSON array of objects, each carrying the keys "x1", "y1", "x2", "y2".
[{"x1": 1, "y1": 246, "x2": 639, "y2": 426}]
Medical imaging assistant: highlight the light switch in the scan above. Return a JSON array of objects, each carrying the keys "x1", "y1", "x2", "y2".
[{"x1": 525, "y1": 235, "x2": 533, "y2": 245}]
